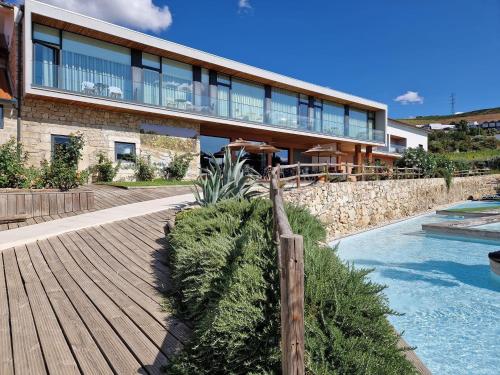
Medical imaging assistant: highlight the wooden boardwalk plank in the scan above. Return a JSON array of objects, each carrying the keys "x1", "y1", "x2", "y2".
[
  {"x1": 62, "y1": 231, "x2": 186, "y2": 356},
  {"x1": 37, "y1": 239, "x2": 143, "y2": 374},
  {"x1": 99, "y1": 223, "x2": 172, "y2": 275},
  {"x1": 3, "y1": 248, "x2": 47, "y2": 375},
  {"x1": 89, "y1": 225, "x2": 162, "y2": 278},
  {"x1": 26, "y1": 242, "x2": 113, "y2": 375},
  {"x1": 0, "y1": 253, "x2": 14, "y2": 375},
  {"x1": 77, "y1": 228, "x2": 166, "y2": 299},
  {"x1": 47, "y1": 235, "x2": 170, "y2": 374},
  {"x1": 14, "y1": 245, "x2": 80, "y2": 375},
  {"x1": 70, "y1": 230, "x2": 189, "y2": 343}
]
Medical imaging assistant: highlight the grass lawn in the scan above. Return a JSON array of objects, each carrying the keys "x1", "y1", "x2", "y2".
[
  {"x1": 442, "y1": 149, "x2": 500, "y2": 162},
  {"x1": 98, "y1": 179, "x2": 194, "y2": 188}
]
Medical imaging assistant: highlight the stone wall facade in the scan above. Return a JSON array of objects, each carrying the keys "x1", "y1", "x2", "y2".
[
  {"x1": 18, "y1": 98, "x2": 201, "y2": 180},
  {"x1": 283, "y1": 175, "x2": 499, "y2": 239}
]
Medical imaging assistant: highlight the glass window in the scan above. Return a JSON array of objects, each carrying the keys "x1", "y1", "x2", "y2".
[
  {"x1": 33, "y1": 43, "x2": 57, "y2": 87},
  {"x1": 217, "y1": 74, "x2": 231, "y2": 86},
  {"x1": 298, "y1": 95, "x2": 309, "y2": 130},
  {"x1": 161, "y1": 58, "x2": 193, "y2": 109},
  {"x1": 349, "y1": 108, "x2": 368, "y2": 139},
  {"x1": 62, "y1": 32, "x2": 130, "y2": 65},
  {"x1": 33, "y1": 24, "x2": 60, "y2": 45},
  {"x1": 231, "y1": 78, "x2": 264, "y2": 123},
  {"x1": 142, "y1": 52, "x2": 160, "y2": 70},
  {"x1": 51, "y1": 134, "x2": 70, "y2": 156},
  {"x1": 115, "y1": 142, "x2": 136, "y2": 162},
  {"x1": 271, "y1": 88, "x2": 298, "y2": 128},
  {"x1": 272, "y1": 149, "x2": 289, "y2": 166},
  {"x1": 217, "y1": 85, "x2": 230, "y2": 117},
  {"x1": 322, "y1": 101, "x2": 344, "y2": 136},
  {"x1": 200, "y1": 135, "x2": 230, "y2": 169},
  {"x1": 199, "y1": 68, "x2": 210, "y2": 109},
  {"x1": 60, "y1": 32, "x2": 131, "y2": 99}
]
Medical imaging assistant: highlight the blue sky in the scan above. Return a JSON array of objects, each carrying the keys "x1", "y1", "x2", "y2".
[{"x1": 36, "y1": 0, "x2": 500, "y2": 119}]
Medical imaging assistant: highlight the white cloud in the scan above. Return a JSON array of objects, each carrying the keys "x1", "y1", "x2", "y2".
[
  {"x1": 238, "y1": 0, "x2": 252, "y2": 12},
  {"x1": 33, "y1": 0, "x2": 172, "y2": 33},
  {"x1": 394, "y1": 91, "x2": 424, "y2": 105}
]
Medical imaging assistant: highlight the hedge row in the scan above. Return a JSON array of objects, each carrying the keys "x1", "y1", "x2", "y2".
[{"x1": 166, "y1": 199, "x2": 417, "y2": 374}]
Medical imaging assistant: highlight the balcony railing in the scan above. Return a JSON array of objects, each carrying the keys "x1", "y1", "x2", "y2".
[
  {"x1": 32, "y1": 57, "x2": 385, "y2": 143},
  {"x1": 377, "y1": 145, "x2": 407, "y2": 154}
]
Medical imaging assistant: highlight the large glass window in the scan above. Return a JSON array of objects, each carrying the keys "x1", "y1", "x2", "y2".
[
  {"x1": 33, "y1": 24, "x2": 60, "y2": 45},
  {"x1": 298, "y1": 94, "x2": 309, "y2": 130},
  {"x1": 61, "y1": 31, "x2": 131, "y2": 100},
  {"x1": 161, "y1": 58, "x2": 193, "y2": 110},
  {"x1": 216, "y1": 74, "x2": 230, "y2": 117},
  {"x1": 231, "y1": 78, "x2": 264, "y2": 123},
  {"x1": 349, "y1": 108, "x2": 368, "y2": 139},
  {"x1": 200, "y1": 135, "x2": 229, "y2": 169},
  {"x1": 141, "y1": 53, "x2": 161, "y2": 106},
  {"x1": 33, "y1": 43, "x2": 58, "y2": 87},
  {"x1": 271, "y1": 88, "x2": 298, "y2": 128},
  {"x1": 323, "y1": 101, "x2": 344, "y2": 136},
  {"x1": 33, "y1": 24, "x2": 60, "y2": 88},
  {"x1": 115, "y1": 142, "x2": 136, "y2": 162}
]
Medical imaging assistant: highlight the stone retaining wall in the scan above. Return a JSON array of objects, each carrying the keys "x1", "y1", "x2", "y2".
[
  {"x1": 0, "y1": 190, "x2": 95, "y2": 220},
  {"x1": 283, "y1": 175, "x2": 499, "y2": 239}
]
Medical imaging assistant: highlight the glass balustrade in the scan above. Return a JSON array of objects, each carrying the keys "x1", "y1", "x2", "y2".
[{"x1": 32, "y1": 57, "x2": 385, "y2": 143}]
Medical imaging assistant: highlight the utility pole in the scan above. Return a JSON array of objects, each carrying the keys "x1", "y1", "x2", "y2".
[{"x1": 450, "y1": 93, "x2": 456, "y2": 114}]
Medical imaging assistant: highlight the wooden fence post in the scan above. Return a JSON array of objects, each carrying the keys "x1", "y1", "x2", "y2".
[
  {"x1": 280, "y1": 234, "x2": 305, "y2": 375},
  {"x1": 296, "y1": 162, "x2": 301, "y2": 188}
]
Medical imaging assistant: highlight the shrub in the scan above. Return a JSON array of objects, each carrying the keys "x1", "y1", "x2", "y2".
[
  {"x1": 163, "y1": 153, "x2": 193, "y2": 180},
  {"x1": 134, "y1": 155, "x2": 156, "y2": 181},
  {"x1": 43, "y1": 134, "x2": 87, "y2": 191},
  {"x1": 92, "y1": 152, "x2": 119, "y2": 182},
  {"x1": 193, "y1": 147, "x2": 259, "y2": 206},
  {"x1": 0, "y1": 138, "x2": 27, "y2": 188},
  {"x1": 167, "y1": 199, "x2": 417, "y2": 374}
]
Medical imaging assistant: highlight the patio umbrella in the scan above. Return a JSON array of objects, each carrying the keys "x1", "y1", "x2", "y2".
[
  {"x1": 227, "y1": 138, "x2": 260, "y2": 153},
  {"x1": 257, "y1": 143, "x2": 281, "y2": 154},
  {"x1": 302, "y1": 145, "x2": 345, "y2": 164}
]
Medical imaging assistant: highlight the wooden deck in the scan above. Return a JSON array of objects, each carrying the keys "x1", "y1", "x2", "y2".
[
  {"x1": 0, "y1": 210, "x2": 190, "y2": 375},
  {"x1": 0, "y1": 184, "x2": 191, "y2": 232}
]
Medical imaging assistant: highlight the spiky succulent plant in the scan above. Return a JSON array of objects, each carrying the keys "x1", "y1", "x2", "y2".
[{"x1": 193, "y1": 147, "x2": 260, "y2": 206}]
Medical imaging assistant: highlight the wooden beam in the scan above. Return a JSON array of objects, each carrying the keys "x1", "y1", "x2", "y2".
[{"x1": 279, "y1": 235, "x2": 305, "y2": 375}]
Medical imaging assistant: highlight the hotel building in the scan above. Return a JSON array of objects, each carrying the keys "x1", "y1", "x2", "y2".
[{"x1": 0, "y1": 0, "x2": 426, "y2": 180}]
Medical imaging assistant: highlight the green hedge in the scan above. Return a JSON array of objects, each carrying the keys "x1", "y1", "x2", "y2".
[{"x1": 167, "y1": 199, "x2": 417, "y2": 374}]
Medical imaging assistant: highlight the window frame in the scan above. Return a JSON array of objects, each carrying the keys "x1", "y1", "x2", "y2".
[
  {"x1": 51, "y1": 134, "x2": 71, "y2": 157},
  {"x1": 115, "y1": 141, "x2": 136, "y2": 163}
]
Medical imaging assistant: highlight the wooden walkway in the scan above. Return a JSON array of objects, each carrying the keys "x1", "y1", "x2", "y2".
[
  {"x1": 0, "y1": 210, "x2": 190, "y2": 374},
  {"x1": 0, "y1": 184, "x2": 191, "y2": 232}
]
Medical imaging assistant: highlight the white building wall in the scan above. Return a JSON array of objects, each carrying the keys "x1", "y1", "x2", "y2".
[{"x1": 387, "y1": 123, "x2": 428, "y2": 150}]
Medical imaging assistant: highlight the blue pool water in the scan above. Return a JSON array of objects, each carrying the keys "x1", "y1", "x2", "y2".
[
  {"x1": 475, "y1": 222, "x2": 500, "y2": 231},
  {"x1": 335, "y1": 202, "x2": 500, "y2": 375}
]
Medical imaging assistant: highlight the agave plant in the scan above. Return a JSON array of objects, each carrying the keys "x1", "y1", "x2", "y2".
[{"x1": 193, "y1": 147, "x2": 260, "y2": 206}]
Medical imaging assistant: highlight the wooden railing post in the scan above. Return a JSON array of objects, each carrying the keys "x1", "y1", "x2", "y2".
[
  {"x1": 270, "y1": 168, "x2": 305, "y2": 375},
  {"x1": 296, "y1": 162, "x2": 301, "y2": 188},
  {"x1": 280, "y1": 234, "x2": 305, "y2": 375}
]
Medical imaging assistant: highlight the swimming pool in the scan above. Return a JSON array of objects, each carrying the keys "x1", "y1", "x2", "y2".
[{"x1": 335, "y1": 202, "x2": 500, "y2": 375}]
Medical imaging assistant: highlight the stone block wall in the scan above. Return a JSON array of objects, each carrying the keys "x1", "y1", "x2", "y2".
[
  {"x1": 18, "y1": 98, "x2": 200, "y2": 180},
  {"x1": 0, "y1": 103, "x2": 18, "y2": 144},
  {"x1": 283, "y1": 175, "x2": 499, "y2": 239}
]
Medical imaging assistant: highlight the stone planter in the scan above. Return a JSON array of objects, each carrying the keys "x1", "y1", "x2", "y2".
[{"x1": 0, "y1": 189, "x2": 95, "y2": 222}]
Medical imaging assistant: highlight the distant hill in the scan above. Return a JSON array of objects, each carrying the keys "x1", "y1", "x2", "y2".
[{"x1": 398, "y1": 107, "x2": 500, "y2": 126}]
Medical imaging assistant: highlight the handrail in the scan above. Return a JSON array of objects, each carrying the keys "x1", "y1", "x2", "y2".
[
  {"x1": 270, "y1": 166, "x2": 305, "y2": 375},
  {"x1": 265, "y1": 162, "x2": 491, "y2": 188}
]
